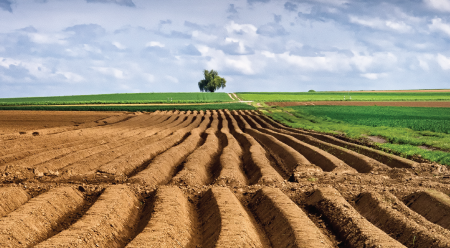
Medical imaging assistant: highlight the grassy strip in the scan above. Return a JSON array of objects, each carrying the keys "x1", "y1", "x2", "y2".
[
  {"x1": 0, "y1": 103, "x2": 255, "y2": 112},
  {"x1": 262, "y1": 106, "x2": 450, "y2": 166},
  {"x1": 0, "y1": 92, "x2": 234, "y2": 105},
  {"x1": 293, "y1": 105, "x2": 450, "y2": 134},
  {"x1": 236, "y1": 92, "x2": 450, "y2": 102}
]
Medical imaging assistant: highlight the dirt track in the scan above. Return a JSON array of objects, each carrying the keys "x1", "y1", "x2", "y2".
[
  {"x1": 267, "y1": 101, "x2": 450, "y2": 107},
  {"x1": 1, "y1": 110, "x2": 450, "y2": 247}
]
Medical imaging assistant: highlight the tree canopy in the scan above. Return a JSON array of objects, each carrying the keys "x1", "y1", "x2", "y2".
[{"x1": 198, "y1": 69, "x2": 226, "y2": 92}]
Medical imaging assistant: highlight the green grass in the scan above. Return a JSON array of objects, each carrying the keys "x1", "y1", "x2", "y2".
[
  {"x1": 236, "y1": 92, "x2": 450, "y2": 102},
  {"x1": 262, "y1": 106, "x2": 450, "y2": 166},
  {"x1": 293, "y1": 105, "x2": 450, "y2": 134},
  {"x1": 0, "y1": 92, "x2": 234, "y2": 105},
  {"x1": 0, "y1": 103, "x2": 254, "y2": 112}
]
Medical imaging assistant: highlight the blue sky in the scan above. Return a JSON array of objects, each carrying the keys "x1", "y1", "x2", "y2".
[{"x1": 1, "y1": 0, "x2": 450, "y2": 97}]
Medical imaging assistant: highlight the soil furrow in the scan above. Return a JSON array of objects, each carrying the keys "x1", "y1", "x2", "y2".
[
  {"x1": 35, "y1": 112, "x2": 187, "y2": 175},
  {"x1": 225, "y1": 110, "x2": 284, "y2": 185},
  {"x1": 248, "y1": 112, "x2": 390, "y2": 173},
  {"x1": 243, "y1": 114, "x2": 356, "y2": 174},
  {"x1": 0, "y1": 113, "x2": 142, "y2": 156},
  {"x1": 404, "y1": 190, "x2": 450, "y2": 230},
  {"x1": 256, "y1": 113, "x2": 417, "y2": 169},
  {"x1": 250, "y1": 188, "x2": 332, "y2": 247},
  {"x1": 307, "y1": 187, "x2": 406, "y2": 248},
  {"x1": 57, "y1": 113, "x2": 189, "y2": 176},
  {"x1": 235, "y1": 112, "x2": 322, "y2": 179},
  {"x1": 200, "y1": 187, "x2": 271, "y2": 247},
  {"x1": 354, "y1": 191, "x2": 450, "y2": 247},
  {"x1": 0, "y1": 187, "x2": 86, "y2": 247},
  {"x1": 0, "y1": 113, "x2": 130, "y2": 142},
  {"x1": 126, "y1": 186, "x2": 200, "y2": 248},
  {"x1": 0, "y1": 113, "x2": 163, "y2": 167},
  {"x1": 170, "y1": 113, "x2": 221, "y2": 186},
  {"x1": 128, "y1": 112, "x2": 212, "y2": 186},
  {"x1": 35, "y1": 185, "x2": 140, "y2": 248},
  {"x1": 95, "y1": 113, "x2": 203, "y2": 178},
  {"x1": 0, "y1": 187, "x2": 30, "y2": 217},
  {"x1": 214, "y1": 110, "x2": 247, "y2": 187}
]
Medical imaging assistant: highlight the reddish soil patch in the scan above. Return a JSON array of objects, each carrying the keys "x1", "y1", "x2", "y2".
[
  {"x1": 267, "y1": 101, "x2": 450, "y2": 107},
  {"x1": 0, "y1": 110, "x2": 122, "y2": 135}
]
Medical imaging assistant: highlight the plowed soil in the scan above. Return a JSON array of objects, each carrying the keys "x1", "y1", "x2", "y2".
[
  {"x1": 267, "y1": 101, "x2": 450, "y2": 107},
  {"x1": 1, "y1": 110, "x2": 450, "y2": 247}
]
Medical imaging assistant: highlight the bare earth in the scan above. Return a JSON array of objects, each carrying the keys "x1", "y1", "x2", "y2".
[
  {"x1": 0, "y1": 110, "x2": 449, "y2": 247},
  {"x1": 267, "y1": 101, "x2": 450, "y2": 107}
]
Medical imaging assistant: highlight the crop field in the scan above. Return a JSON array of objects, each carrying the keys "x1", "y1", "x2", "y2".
[
  {"x1": 265, "y1": 105, "x2": 450, "y2": 166},
  {"x1": 236, "y1": 91, "x2": 450, "y2": 102},
  {"x1": 1, "y1": 109, "x2": 450, "y2": 247},
  {"x1": 0, "y1": 92, "x2": 233, "y2": 105},
  {"x1": 293, "y1": 105, "x2": 450, "y2": 134}
]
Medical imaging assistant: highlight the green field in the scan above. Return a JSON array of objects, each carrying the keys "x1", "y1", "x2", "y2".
[
  {"x1": 0, "y1": 103, "x2": 254, "y2": 112},
  {"x1": 0, "y1": 92, "x2": 233, "y2": 105},
  {"x1": 262, "y1": 105, "x2": 450, "y2": 166},
  {"x1": 294, "y1": 105, "x2": 450, "y2": 134},
  {"x1": 236, "y1": 92, "x2": 450, "y2": 102}
]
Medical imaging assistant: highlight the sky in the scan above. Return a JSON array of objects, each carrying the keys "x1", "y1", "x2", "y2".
[{"x1": 1, "y1": 0, "x2": 450, "y2": 98}]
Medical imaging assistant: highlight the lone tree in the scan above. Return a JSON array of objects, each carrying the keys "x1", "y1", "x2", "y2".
[{"x1": 198, "y1": 69, "x2": 226, "y2": 92}]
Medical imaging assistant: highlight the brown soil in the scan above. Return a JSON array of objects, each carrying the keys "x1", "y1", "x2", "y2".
[
  {"x1": 1, "y1": 110, "x2": 450, "y2": 247},
  {"x1": 267, "y1": 101, "x2": 450, "y2": 107}
]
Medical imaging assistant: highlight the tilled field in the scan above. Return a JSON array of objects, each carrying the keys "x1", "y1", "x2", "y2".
[{"x1": 1, "y1": 110, "x2": 450, "y2": 247}]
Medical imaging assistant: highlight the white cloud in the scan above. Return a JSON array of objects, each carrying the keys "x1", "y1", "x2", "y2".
[
  {"x1": 143, "y1": 73, "x2": 155, "y2": 82},
  {"x1": 436, "y1": 53, "x2": 450, "y2": 70},
  {"x1": 112, "y1": 41, "x2": 126, "y2": 49},
  {"x1": 145, "y1": 41, "x2": 165, "y2": 48},
  {"x1": 57, "y1": 71, "x2": 85, "y2": 82},
  {"x1": 349, "y1": 16, "x2": 412, "y2": 33},
  {"x1": 191, "y1": 30, "x2": 217, "y2": 42},
  {"x1": 429, "y1": 18, "x2": 450, "y2": 36},
  {"x1": 360, "y1": 73, "x2": 388, "y2": 80},
  {"x1": 198, "y1": 45, "x2": 256, "y2": 75},
  {"x1": 165, "y1": 75, "x2": 179, "y2": 83},
  {"x1": 225, "y1": 21, "x2": 258, "y2": 37},
  {"x1": 92, "y1": 67, "x2": 126, "y2": 79},
  {"x1": 425, "y1": 0, "x2": 450, "y2": 12},
  {"x1": 28, "y1": 33, "x2": 67, "y2": 45}
]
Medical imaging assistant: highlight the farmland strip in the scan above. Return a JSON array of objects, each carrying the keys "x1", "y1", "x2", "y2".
[
  {"x1": 126, "y1": 186, "x2": 199, "y2": 248},
  {"x1": 170, "y1": 112, "x2": 221, "y2": 186},
  {"x1": 251, "y1": 188, "x2": 332, "y2": 247},
  {"x1": 235, "y1": 112, "x2": 322, "y2": 177},
  {"x1": 306, "y1": 187, "x2": 405, "y2": 248},
  {"x1": 0, "y1": 113, "x2": 163, "y2": 167},
  {"x1": 355, "y1": 191, "x2": 450, "y2": 247},
  {"x1": 60, "y1": 112, "x2": 189, "y2": 176},
  {"x1": 249, "y1": 112, "x2": 389, "y2": 173},
  {"x1": 96, "y1": 112, "x2": 202, "y2": 176},
  {"x1": 0, "y1": 187, "x2": 30, "y2": 217},
  {"x1": 200, "y1": 187, "x2": 270, "y2": 247},
  {"x1": 243, "y1": 114, "x2": 356, "y2": 174},
  {"x1": 30, "y1": 113, "x2": 175, "y2": 174},
  {"x1": 37, "y1": 112, "x2": 186, "y2": 175},
  {"x1": 35, "y1": 185, "x2": 140, "y2": 248},
  {"x1": 0, "y1": 187, "x2": 85, "y2": 247},
  {"x1": 128, "y1": 112, "x2": 212, "y2": 185},
  {"x1": 404, "y1": 190, "x2": 450, "y2": 230},
  {"x1": 214, "y1": 110, "x2": 247, "y2": 186},
  {"x1": 257, "y1": 113, "x2": 417, "y2": 169},
  {"x1": 224, "y1": 110, "x2": 283, "y2": 184},
  {"x1": 0, "y1": 113, "x2": 130, "y2": 142}
]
